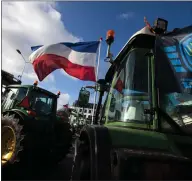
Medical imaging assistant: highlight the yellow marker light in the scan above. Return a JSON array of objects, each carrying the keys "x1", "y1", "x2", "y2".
[
  {"x1": 106, "y1": 30, "x2": 115, "y2": 45},
  {"x1": 106, "y1": 30, "x2": 115, "y2": 39},
  {"x1": 34, "y1": 80, "x2": 38, "y2": 86}
]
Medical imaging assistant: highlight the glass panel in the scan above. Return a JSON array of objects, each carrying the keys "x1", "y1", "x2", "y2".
[
  {"x1": 31, "y1": 91, "x2": 54, "y2": 115},
  {"x1": 16, "y1": 88, "x2": 28, "y2": 102},
  {"x1": 2, "y1": 87, "x2": 27, "y2": 110},
  {"x1": 160, "y1": 92, "x2": 192, "y2": 133},
  {"x1": 105, "y1": 48, "x2": 150, "y2": 124}
]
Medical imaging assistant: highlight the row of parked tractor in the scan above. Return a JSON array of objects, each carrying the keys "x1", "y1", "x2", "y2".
[
  {"x1": 57, "y1": 106, "x2": 89, "y2": 136},
  {"x1": 1, "y1": 82, "x2": 73, "y2": 168},
  {"x1": 1, "y1": 73, "x2": 92, "y2": 179}
]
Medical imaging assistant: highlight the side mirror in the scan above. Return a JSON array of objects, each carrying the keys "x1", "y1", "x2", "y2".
[{"x1": 97, "y1": 79, "x2": 110, "y2": 92}]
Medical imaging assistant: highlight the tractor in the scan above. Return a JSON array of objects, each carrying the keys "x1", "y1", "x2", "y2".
[
  {"x1": 1, "y1": 81, "x2": 72, "y2": 169},
  {"x1": 69, "y1": 87, "x2": 92, "y2": 136},
  {"x1": 69, "y1": 109, "x2": 89, "y2": 136},
  {"x1": 71, "y1": 18, "x2": 192, "y2": 180}
]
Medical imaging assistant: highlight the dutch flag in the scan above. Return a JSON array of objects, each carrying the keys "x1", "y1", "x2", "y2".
[{"x1": 29, "y1": 41, "x2": 100, "y2": 82}]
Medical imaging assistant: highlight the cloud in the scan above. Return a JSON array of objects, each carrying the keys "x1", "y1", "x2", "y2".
[
  {"x1": 23, "y1": 71, "x2": 38, "y2": 81},
  {"x1": 59, "y1": 69, "x2": 78, "y2": 81},
  {"x1": 57, "y1": 93, "x2": 70, "y2": 110},
  {"x1": 98, "y1": 59, "x2": 111, "y2": 79},
  {"x1": 49, "y1": 86, "x2": 58, "y2": 94},
  {"x1": 2, "y1": 2, "x2": 81, "y2": 83},
  {"x1": 89, "y1": 95, "x2": 96, "y2": 103},
  {"x1": 118, "y1": 12, "x2": 135, "y2": 20},
  {"x1": 44, "y1": 74, "x2": 55, "y2": 83}
]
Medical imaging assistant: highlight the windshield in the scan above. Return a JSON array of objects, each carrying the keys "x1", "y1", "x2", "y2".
[
  {"x1": 104, "y1": 46, "x2": 192, "y2": 133},
  {"x1": 31, "y1": 90, "x2": 55, "y2": 115},
  {"x1": 105, "y1": 48, "x2": 151, "y2": 126},
  {"x1": 2, "y1": 87, "x2": 28, "y2": 110}
]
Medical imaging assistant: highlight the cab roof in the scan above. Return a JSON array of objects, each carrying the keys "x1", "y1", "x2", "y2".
[
  {"x1": 6, "y1": 84, "x2": 57, "y2": 97},
  {"x1": 105, "y1": 26, "x2": 155, "y2": 83},
  {"x1": 114, "y1": 26, "x2": 155, "y2": 62}
]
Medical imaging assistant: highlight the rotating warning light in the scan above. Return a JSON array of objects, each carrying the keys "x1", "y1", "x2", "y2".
[
  {"x1": 107, "y1": 30, "x2": 115, "y2": 38},
  {"x1": 106, "y1": 30, "x2": 115, "y2": 45},
  {"x1": 34, "y1": 80, "x2": 38, "y2": 86}
]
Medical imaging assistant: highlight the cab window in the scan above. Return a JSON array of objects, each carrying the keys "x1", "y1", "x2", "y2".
[{"x1": 104, "y1": 48, "x2": 151, "y2": 124}]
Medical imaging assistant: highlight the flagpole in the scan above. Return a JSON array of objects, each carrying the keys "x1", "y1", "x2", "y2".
[{"x1": 91, "y1": 38, "x2": 102, "y2": 125}]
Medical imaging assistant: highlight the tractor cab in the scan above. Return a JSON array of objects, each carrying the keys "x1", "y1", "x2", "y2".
[
  {"x1": 2, "y1": 81, "x2": 58, "y2": 117},
  {"x1": 71, "y1": 18, "x2": 192, "y2": 181},
  {"x1": 104, "y1": 18, "x2": 192, "y2": 134},
  {"x1": 1, "y1": 81, "x2": 73, "y2": 168}
]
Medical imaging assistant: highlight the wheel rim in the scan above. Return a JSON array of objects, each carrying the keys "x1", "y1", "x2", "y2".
[{"x1": 1, "y1": 126, "x2": 16, "y2": 165}]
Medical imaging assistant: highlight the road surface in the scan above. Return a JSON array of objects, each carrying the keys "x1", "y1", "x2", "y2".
[{"x1": 2, "y1": 147, "x2": 74, "y2": 180}]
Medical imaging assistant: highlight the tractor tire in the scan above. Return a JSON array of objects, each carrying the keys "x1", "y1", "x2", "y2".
[
  {"x1": 71, "y1": 137, "x2": 91, "y2": 180},
  {"x1": 1, "y1": 113, "x2": 24, "y2": 168},
  {"x1": 51, "y1": 122, "x2": 73, "y2": 164},
  {"x1": 1, "y1": 112, "x2": 45, "y2": 168}
]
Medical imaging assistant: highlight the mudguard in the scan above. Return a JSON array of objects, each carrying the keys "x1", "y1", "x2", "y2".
[
  {"x1": 2, "y1": 110, "x2": 27, "y2": 121},
  {"x1": 77, "y1": 125, "x2": 112, "y2": 180}
]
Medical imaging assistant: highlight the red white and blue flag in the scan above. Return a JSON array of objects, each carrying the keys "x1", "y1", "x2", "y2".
[{"x1": 29, "y1": 41, "x2": 100, "y2": 82}]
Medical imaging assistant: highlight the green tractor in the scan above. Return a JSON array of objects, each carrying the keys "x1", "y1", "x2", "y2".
[
  {"x1": 71, "y1": 18, "x2": 192, "y2": 180},
  {"x1": 69, "y1": 108, "x2": 90, "y2": 136},
  {"x1": 1, "y1": 81, "x2": 72, "y2": 168}
]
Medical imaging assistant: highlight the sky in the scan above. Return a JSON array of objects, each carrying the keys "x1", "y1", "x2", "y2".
[{"x1": 2, "y1": 1, "x2": 192, "y2": 109}]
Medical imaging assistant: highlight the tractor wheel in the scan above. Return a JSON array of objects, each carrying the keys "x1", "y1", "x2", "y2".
[
  {"x1": 51, "y1": 122, "x2": 73, "y2": 164},
  {"x1": 71, "y1": 137, "x2": 91, "y2": 180},
  {"x1": 1, "y1": 113, "x2": 24, "y2": 168}
]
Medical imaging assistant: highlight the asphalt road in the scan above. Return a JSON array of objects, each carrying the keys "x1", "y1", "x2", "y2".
[{"x1": 2, "y1": 147, "x2": 75, "y2": 180}]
